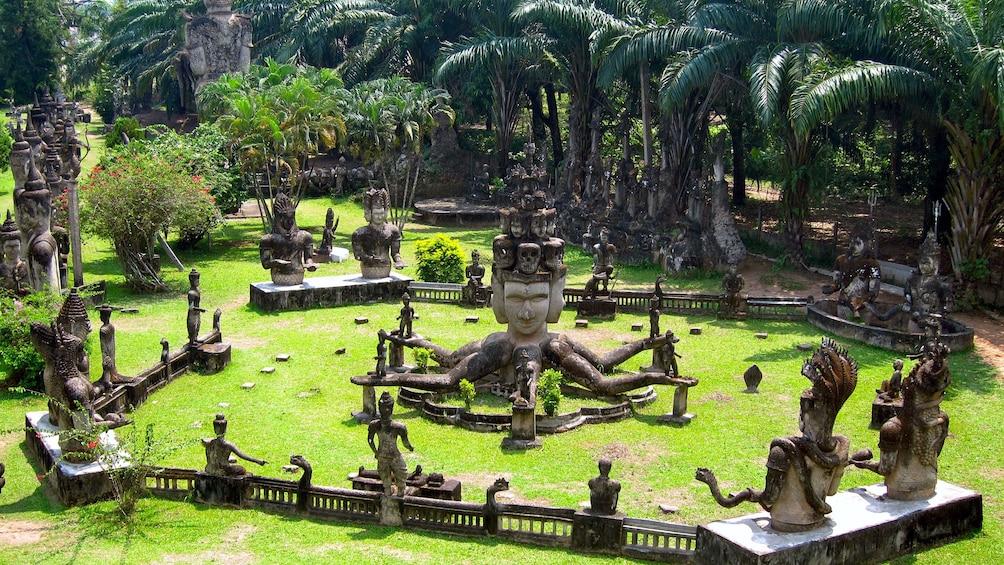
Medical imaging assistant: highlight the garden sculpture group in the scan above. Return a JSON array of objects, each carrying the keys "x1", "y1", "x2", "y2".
[
  {"x1": 352, "y1": 187, "x2": 407, "y2": 278},
  {"x1": 352, "y1": 172, "x2": 695, "y2": 404}
]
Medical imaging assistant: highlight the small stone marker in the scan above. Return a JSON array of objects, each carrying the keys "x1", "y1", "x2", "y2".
[
  {"x1": 690, "y1": 327, "x2": 702, "y2": 335},
  {"x1": 355, "y1": 317, "x2": 369, "y2": 324},
  {"x1": 218, "y1": 402, "x2": 229, "y2": 408},
  {"x1": 121, "y1": 307, "x2": 139, "y2": 314},
  {"x1": 755, "y1": 332, "x2": 768, "y2": 339},
  {"x1": 276, "y1": 353, "x2": 291, "y2": 362},
  {"x1": 796, "y1": 343, "x2": 813, "y2": 351},
  {"x1": 241, "y1": 382, "x2": 256, "y2": 390},
  {"x1": 191, "y1": 421, "x2": 202, "y2": 428},
  {"x1": 282, "y1": 465, "x2": 299, "y2": 473},
  {"x1": 466, "y1": 316, "x2": 479, "y2": 323},
  {"x1": 575, "y1": 319, "x2": 589, "y2": 328},
  {"x1": 261, "y1": 366, "x2": 275, "y2": 374},
  {"x1": 659, "y1": 504, "x2": 679, "y2": 514},
  {"x1": 297, "y1": 391, "x2": 312, "y2": 398},
  {"x1": 631, "y1": 322, "x2": 643, "y2": 331},
  {"x1": 335, "y1": 347, "x2": 346, "y2": 355}
]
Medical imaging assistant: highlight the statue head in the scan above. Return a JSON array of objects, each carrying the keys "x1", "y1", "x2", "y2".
[
  {"x1": 271, "y1": 192, "x2": 298, "y2": 236},
  {"x1": 1, "y1": 211, "x2": 20, "y2": 262},
  {"x1": 401, "y1": 291, "x2": 410, "y2": 305},
  {"x1": 213, "y1": 413, "x2": 228, "y2": 437},
  {"x1": 363, "y1": 187, "x2": 390, "y2": 226},
  {"x1": 848, "y1": 223, "x2": 873, "y2": 259},
  {"x1": 598, "y1": 458, "x2": 612, "y2": 478},
  {"x1": 378, "y1": 391, "x2": 395, "y2": 419},
  {"x1": 97, "y1": 303, "x2": 113, "y2": 324},
  {"x1": 14, "y1": 166, "x2": 51, "y2": 234},
  {"x1": 57, "y1": 288, "x2": 91, "y2": 340},
  {"x1": 189, "y1": 268, "x2": 201, "y2": 289},
  {"x1": 799, "y1": 338, "x2": 857, "y2": 450},
  {"x1": 325, "y1": 207, "x2": 334, "y2": 228}
]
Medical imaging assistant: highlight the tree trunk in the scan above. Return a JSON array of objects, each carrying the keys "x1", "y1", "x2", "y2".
[
  {"x1": 544, "y1": 83, "x2": 563, "y2": 166},
  {"x1": 889, "y1": 106, "x2": 903, "y2": 197},
  {"x1": 728, "y1": 114, "x2": 746, "y2": 207},
  {"x1": 640, "y1": 63, "x2": 652, "y2": 167}
]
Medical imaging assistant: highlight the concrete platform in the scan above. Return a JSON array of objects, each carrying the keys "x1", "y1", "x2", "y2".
[
  {"x1": 695, "y1": 481, "x2": 982, "y2": 565},
  {"x1": 250, "y1": 272, "x2": 413, "y2": 312}
]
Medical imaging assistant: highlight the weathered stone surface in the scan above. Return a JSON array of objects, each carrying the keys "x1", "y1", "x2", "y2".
[
  {"x1": 754, "y1": 332, "x2": 768, "y2": 339},
  {"x1": 250, "y1": 272, "x2": 413, "y2": 312},
  {"x1": 276, "y1": 353, "x2": 290, "y2": 362},
  {"x1": 260, "y1": 367, "x2": 275, "y2": 374},
  {"x1": 695, "y1": 482, "x2": 982, "y2": 565},
  {"x1": 631, "y1": 323, "x2": 643, "y2": 331},
  {"x1": 690, "y1": 327, "x2": 702, "y2": 335}
]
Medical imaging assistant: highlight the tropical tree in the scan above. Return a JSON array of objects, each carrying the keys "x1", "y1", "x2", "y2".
[
  {"x1": 0, "y1": 0, "x2": 67, "y2": 102},
  {"x1": 344, "y1": 77, "x2": 450, "y2": 227}
]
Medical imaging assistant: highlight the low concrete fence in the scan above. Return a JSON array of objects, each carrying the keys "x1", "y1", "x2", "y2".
[{"x1": 144, "y1": 468, "x2": 698, "y2": 563}]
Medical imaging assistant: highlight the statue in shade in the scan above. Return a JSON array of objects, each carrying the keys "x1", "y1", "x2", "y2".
[
  {"x1": 0, "y1": 211, "x2": 29, "y2": 296},
  {"x1": 352, "y1": 187, "x2": 406, "y2": 278},
  {"x1": 583, "y1": 227, "x2": 616, "y2": 300},
  {"x1": 588, "y1": 458, "x2": 621, "y2": 515},
  {"x1": 259, "y1": 192, "x2": 317, "y2": 285},
  {"x1": 14, "y1": 157, "x2": 61, "y2": 293},
  {"x1": 852, "y1": 337, "x2": 950, "y2": 500},
  {"x1": 367, "y1": 391, "x2": 414, "y2": 496},
  {"x1": 903, "y1": 234, "x2": 953, "y2": 333},
  {"x1": 203, "y1": 413, "x2": 267, "y2": 476},
  {"x1": 822, "y1": 223, "x2": 881, "y2": 318},
  {"x1": 696, "y1": 338, "x2": 857, "y2": 532},
  {"x1": 719, "y1": 263, "x2": 746, "y2": 319}
]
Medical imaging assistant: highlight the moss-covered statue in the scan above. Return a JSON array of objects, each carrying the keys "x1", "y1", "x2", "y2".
[{"x1": 696, "y1": 338, "x2": 858, "y2": 532}]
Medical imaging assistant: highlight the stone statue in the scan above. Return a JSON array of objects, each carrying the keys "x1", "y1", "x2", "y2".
[
  {"x1": 374, "y1": 330, "x2": 388, "y2": 377},
  {"x1": 719, "y1": 263, "x2": 746, "y2": 319},
  {"x1": 259, "y1": 192, "x2": 317, "y2": 285},
  {"x1": 903, "y1": 234, "x2": 953, "y2": 333},
  {"x1": 0, "y1": 211, "x2": 29, "y2": 296},
  {"x1": 395, "y1": 292, "x2": 414, "y2": 338},
  {"x1": 509, "y1": 346, "x2": 541, "y2": 408},
  {"x1": 334, "y1": 157, "x2": 347, "y2": 195},
  {"x1": 187, "y1": 268, "x2": 206, "y2": 345},
  {"x1": 367, "y1": 391, "x2": 414, "y2": 496},
  {"x1": 202, "y1": 413, "x2": 267, "y2": 476},
  {"x1": 696, "y1": 338, "x2": 857, "y2": 532},
  {"x1": 353, "y1": 184, "x2": 694, "y2": 401},
  {"x1": 30, "y1": 320, "x2": 130, "y2": 461},
  {"x1": 316, "y1": 208, "x2": 339, "y2": 260},
  {"x1": 463, "y1": 249, "x2": 488, "y2": 306},
  {"x1": 351, "y1": 187, "x2": 406, "y2": 279},
  {"x1": 852, "y1": 339, "x2": 950, "y2": 500},
  {"x1": 14, "y1": 157, "x2": 61, "y2": 294},
  {"x1": 823, "y1": 224, "x2": 881, "y2": 318},
  {"x1": 175, "y1": 0, "x2": 252, "y2": 112},
  {"x1": 651, "y1": 331, "x2": 681, "y2": 377},
  {"x1": 583, "y1": 227, "x2": 616, "y2": 299},
  {"x1": 588, "y1": 458, "x2": 621, "y2": 515},
  {"x1": 95, "y1": 304, "x2": 136, "y2": 393},
  {"x1": 649, "y1": 281, "x2": 663, "y2": 339}
]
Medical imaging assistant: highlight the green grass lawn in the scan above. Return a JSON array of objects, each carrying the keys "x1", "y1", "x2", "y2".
[{"x1": 0, "y1": 170, "x2": 1001, "y2": 563}]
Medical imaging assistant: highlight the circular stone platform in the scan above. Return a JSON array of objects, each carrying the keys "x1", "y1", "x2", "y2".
[
  {"x1": 412, "y1": 197, "x2": 499, "y2": 226},
  {"x1": 807, "y1": 299, "x2": 974, "y2": 353}
]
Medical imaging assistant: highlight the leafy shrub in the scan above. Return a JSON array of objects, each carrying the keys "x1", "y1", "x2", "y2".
[
  {"x1": 413, "y1": 347, "x2": 433, "y2": 372},
  {"x1": 414, "y1": 234, "x2": 465, "y2": 283},
  {"x1": 0, "y1": 124, "x2": 12, "y2": 172},
  {"x1": 81, "y1": 148, "x2": 218, "y2": 290},
  {"x1": 539, "y1": 369, "x2": 563, "y2": 417},
  {"x1": 0, "y1": 291, "x2": 62, "y2": 389},
  {"x1": 106, "y1": 117, "x2": 145, "y2": 148},
  {"x1": 458, "y1": 378, "x2": 476, "y2": 409}
]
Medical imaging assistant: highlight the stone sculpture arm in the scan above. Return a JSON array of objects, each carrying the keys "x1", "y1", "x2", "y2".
[
  {"x1": 352, "y1": 333, "x2": 512, "y2": 391},
  {"x1": 545, "y1": 336, "x2": 691, "y2": 396},
  {"x1": 259, "y1": 236, "x2": 289, "y2": 269},
  {"x1": 367, "y1": 421, "x2": 379, "y2": 454},
  {"x1": 391, "y1": 234, "x2": 406, "y2": 269},
  {"x1": 561, "y1": 333, "x2": 667, "y2": 373},
  {"x1": 228, "y1": 441, "x2": 267, "y2": 466},
  {"x1": 396, "y1": 422, "x2": 414, "y2": 452}
]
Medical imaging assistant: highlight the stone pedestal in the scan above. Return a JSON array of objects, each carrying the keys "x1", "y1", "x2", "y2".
[
  {"x1": 577, "y1": 298, "x2": 617, "y2": 319},
  {"x1": 24, "y1": 411, "x2": 128, "y2": 506},
  {"x1": 572, "y1": 510, "x2": 626, "y2": 553},
  {"x1": 695, "y1": 481, "x2": 982, "y2": 565},
  {"x1": 250, "y1": 272, "x2": 412, "y2": 312},
  {"x1": 658, "y1": 384, "x2": 695, "y2": 425},
  {"x1": 194, "y1": 472, "x2": 247, "y2": 507},
  {"x1": 352, "y1": 385, "x2": 377, "y2": 422},
  {"x1": 502, "y1": 405, "x2": 541, "y2": 449},
  {"x1": 389, "y1": 342, "x2": 406, "y2": 369},
  {"x1": 193, "y1": 342, "x2": 232, "y2": 374},
  {"x1": 870, "y1": 395, "x2": 901, "y2": 429}
]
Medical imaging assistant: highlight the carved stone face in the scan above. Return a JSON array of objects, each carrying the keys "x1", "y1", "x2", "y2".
[
  {"x1": 918, "y1": 255, "x2": 938, "y2": 277},
  {"x1": 16, "y1": 197, "x2": 48, "y2": 233},
  {"x1": 542, "y1": 240, "x2": 563, "y2": 272},
  {"x1": 850, "y1": 236, "x2": 865, "y2": 258},
  {"x1": 3, "y1": 239, "x2": 20, "y2": 262},
  {"x1": 517, "y1": 243, "x2": 540, "y2": 274},
  {"x1": 510, "y1": 216, "x2": 527, "y2": 238},
  {"x1": 493, "y1": 236, "x2": 514, "y2": 270},
  {"x1": 504, "y1": 281, "x2": 550, "y2": 337},
  {"x1": 370, "y1": 206, "x2": 388, "y2": 227}
]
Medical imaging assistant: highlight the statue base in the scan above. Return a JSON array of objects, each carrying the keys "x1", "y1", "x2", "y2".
[
  {"x1": 657, "y1": 383, "x2": 696, "y2": 426},
  {"x1": 352, "y1": 385, "x2": 377, "y2": 423},
  {"x1": 870, "y1": 394, "x2": 902, "y2": 429},
  {"x1": 193, "y1": 342, "x2": 232, "y2": 374},
  {"x1": 577, "y1": 297, "x2": 617, "y2": 319},
  {"x1": 250, "y1": 272, "x2": 413, "y2": 312},
  {"x1": 194, "y1": 472, "x2": 247, "y2": 507},
  {"x1": 572, "y1": 510, "x2": 626, "y2": 554},
  {"x1": 502, "y1": 405, "x2": 541, "y2": 449},
  {"x1": 379, "y1": 494, "x2": 404, "y2": 526},
  {"x1": 24, "y1": 411, "x2": 129, "y2": 506},
  {"x1": 694, "y1": 481, "x2": 982, "y2": 565}
]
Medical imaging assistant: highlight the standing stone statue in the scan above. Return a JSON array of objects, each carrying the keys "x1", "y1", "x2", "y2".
[
  {"x1": 175, "y1": 0, "x2": 252, "y2": 113},
  {"x1": 395, "y1": 292, "x2": 414, "y2": 338},
  {"x1": 649, "y1": 294, "x2": 661, "y2": 338},
  {"x1": 0, "y1": 211, "x2": 29, "y2": 296},
  {"x1": 203, "y1": 413, "x2": 267, "y2": 476},
  {"x1": 187, "y1": 268, "x2": 207, "y2": 345},
  {"x1": 352, "y1": 187, "x2": 406, "y2": 279},
  {"x1": 718, "y1": 263, "x2": 746, "y2": 319},
  {"x1": 583, "y1": 227, "x2": 616, "y2": 299},
  {"x1": 588, "y1": 458, "x2": 621, "y2": 515},
  {"x1": 696, "y1": 338, "x2": 857, "y2": 532},
  {"x1": 95, "y1": 304, "x2": 135, "y2": 393},
  {"x1": 14, "y1": 157, "x2": 61, "y2": 294},
  {"x1": 259, "y1": 192, "x2": 317, "y2": 285},
  {"x1": 374, "y1": 330, "x2": 388, "y2": 377},
  {"x1": 367, "y1": 392, "x2": 414, "y2": 496},
  {"x1": 852, "y1": 338, "x2": 950, "y2": 500},
  {"x1": 315, "y1": 208, "x2": 338, "y2": 261}
]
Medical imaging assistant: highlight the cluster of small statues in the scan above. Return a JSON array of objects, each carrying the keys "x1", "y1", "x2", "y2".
[{"x1": 6, "y1": 93, "x2": 86, "y2": 296}]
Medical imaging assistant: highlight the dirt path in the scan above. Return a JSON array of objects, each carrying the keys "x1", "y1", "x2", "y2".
[{"x1": 739, "y1": 256, "x2": 1004, "y2": 380}]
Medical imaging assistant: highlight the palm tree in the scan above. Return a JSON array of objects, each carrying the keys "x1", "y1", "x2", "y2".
[{"x1": 435, "y1": 0, "x2": 547, "y2": 176}]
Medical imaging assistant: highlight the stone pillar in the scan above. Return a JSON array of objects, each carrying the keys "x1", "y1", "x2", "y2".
[
  {"x1": 658, "y1": 384, "x2": 696, "y2": 425},
  {"x1": 352, "y1": 386, "x2": 377, "y2": 423},
  {"x1": 572, "y1": 511, "x2": 625, "y2": 554},
  {"x1": 502, "y1": 405, "x2": 541, "y2": 449}
]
